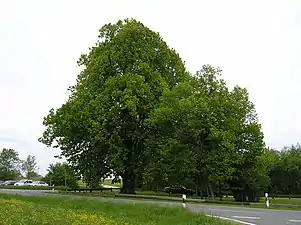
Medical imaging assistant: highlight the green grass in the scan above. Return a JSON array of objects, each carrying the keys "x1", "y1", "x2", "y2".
[
  {"x1": 103, "y1": 179, "x2": 122, "y2": 187},
  {"x1": 76, "y1": 179, "x2": 122, "y2": 188},
  {"x1": 62, "y1": 192, "x2": 301, "y2": 212},
  {"x1": 117, "y1": 190, "x2": 301, "y2": 206},
  {"x1": 0, "y1": 194, "x2": 233, "y2": 225},
  {"x1": 220, "y1": 196, "x2": 301, "y2": 205},
  {"x1": 58, "y1": 191, "x2": 301, "y2": 211},
  {"x1": 137, "y1": 192, "x2": 301, "y2": 206},
  {"x1": 259, "y1": 197, "x2": 301, "y2": 205},
  {"x1": 136, "y1": 190, "x2": 182, "y2": 197},
  {"x1": 3, "y1": 183, "x2": 301, "y2": 207},
  {"x1": 0, "y1": 185, "x2": 67, "y2": 190},
  {"x1": 61, "y1": 189, "x2": 191, "y2": 199},
  {"x1": 77, "y1": 180, "x2": 87, "y2": 188}
]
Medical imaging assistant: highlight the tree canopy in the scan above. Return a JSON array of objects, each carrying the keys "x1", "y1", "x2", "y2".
[
  {"x1": 144, "y1": 65, "x2": 264, "y2": 200},
  {"x1": 43, "y1": 162, "x2": 78, "y2": 188},
  {"x1": 39, "y1": 18, "x2": 270, "y2": 199},
  {"x1": 39, "y1": 18, "x2": 189, "y2": 193},
  {"x1": 0, "y1": 148, "x2": 21, "y2": 180},
  {"x1": 21, "y1": 155, "x2": 38, "y2": 180}
]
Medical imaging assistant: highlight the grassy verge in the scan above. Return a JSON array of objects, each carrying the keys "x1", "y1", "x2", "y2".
[
  {"x1": 220, "y1": 196, "x2": 301, "y2": 206},
  {"x1": 2, "y1": 184, "x2": 301, "y2": 206},
  {"x1": 0, "y1": 194, "x2": 233, "y2": 225},
  {"x1": 64, "y1": 189, "x2": 301, "y2": 206},
  {"x1": 0, "y1": 185, "x2": 67, "y2": 190},
  {"x1": 259, "y1": 198, "x2": 301, "y2": 205},
  {"x1": 77, "y1": 179, "x2": 122, "y2": 188},
  {"x1": 103, "y1": 179, "x2": 122, "y2": 187},
  {"x1": 57, "y1": 191, "x2": 301, "y2": 211},
  {"x1": 134, "y1": 192, "x2": 301, "y2": 206}
]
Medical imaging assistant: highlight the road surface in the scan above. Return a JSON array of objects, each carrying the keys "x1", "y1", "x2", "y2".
[{"x1": 0, "y1": 189, "x2": 300, "y2": 225}]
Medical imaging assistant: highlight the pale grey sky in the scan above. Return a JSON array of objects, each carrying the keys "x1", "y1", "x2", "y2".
[{"x1": 1, "y1": 0, "x2": 301, "y2": 175}]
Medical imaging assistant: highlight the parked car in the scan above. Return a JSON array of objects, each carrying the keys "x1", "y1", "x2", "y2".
[
  {"x1": 1, "y1": 180, "x2": 17, "y2": 186},
  {"x1": 30, "y1": 181, "x2": 49, "y2": 187},
  {"x1": 164, "y1": 185, "x2": 195, "y2": 195},
  {"x1": 14, "y1": 180, "x2": 33, "y2": 186}
]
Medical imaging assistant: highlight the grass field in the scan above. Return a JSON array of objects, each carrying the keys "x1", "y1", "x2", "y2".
[
  {"x1": 54, "y1": 191, "x2": 301, "y2": 211},
  {"x1": 0, "y1": 185, "x2": 66, "y2": 190},
  {"x1": 217, "y1": 196, "x2": 301, "y2": 205},
  {"x1": 0, "y1": 194, "x2": 233, "y2": 225},
  {"x1": 2, "y1": 181, "x2": 301, "y2": 207},
  {"x1": 103, "y1": 179, "x2": 122, "y2": 187},
  {"x1": 67, "y1": 187, "x2": 301, "y2": 206},
  {"x1": 77, "y1": 179, "x2": 122, "y2": 188},
  {"x1": 135, "y1": 192, "x2": 301, "y2": 206},
  {"x1": 259, "y1": 197, "x2": 301, "y2": 205},
  {"x1": 60, "y1": 190, "x2": 301, "y2": 210}
]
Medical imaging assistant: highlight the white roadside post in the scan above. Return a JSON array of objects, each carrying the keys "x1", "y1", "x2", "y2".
[
  {"x1": 182, "y1": 194, "x2": 187, "y2": 208},
  {"x1": 265, "y1": 192, "x2": 269, "y2": 207}
]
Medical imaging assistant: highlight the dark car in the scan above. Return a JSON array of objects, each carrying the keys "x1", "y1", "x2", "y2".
[
  {"x1": 1, "y1": 180, "x2": 17, "y2": 186},
  {"x1": 164, "y1": 186, "x2": 195, "y2": 195}
]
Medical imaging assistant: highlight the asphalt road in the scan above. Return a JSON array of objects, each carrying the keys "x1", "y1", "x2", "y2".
[{"x1": 0, "y1": 189, "x2": 300, "y2": 225}]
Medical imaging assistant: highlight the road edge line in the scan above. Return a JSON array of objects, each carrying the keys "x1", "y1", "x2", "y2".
[
  {"x1": 232, "y1": 216, "x2": 260, "y2": 220},
  {"x1": 289, "y1": 220, "x2": 301, "y2": 223},
  {"x1": 206, "y1": 215, "x2": 257, "y2": 225}
]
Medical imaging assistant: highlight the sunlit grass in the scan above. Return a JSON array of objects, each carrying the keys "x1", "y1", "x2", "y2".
[{"x1": 0, "y1": 194, "x2": 233, "y2": 225}]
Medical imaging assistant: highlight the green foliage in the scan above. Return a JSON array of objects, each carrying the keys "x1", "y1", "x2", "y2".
[
  {"x1": 38, "y1": 18, "x2": 297, "y2": 200},
  {"x1": 267, "y1": 144, "x2": 301, "y2": 196},
  {"x1": 0, "y1": 194, "x2": 233, "y2": 225},
  {"x1": 39, "y1": 18, "x2": 188, "y2": 193},
  {"x1": 145, "y1": 65, "x2": 265, "y2": 201},
  {"x1": 0, "y1": 148, "x2": 21, "y2": 180},
  {"x1": 43, "y1": 163, "x2": 79, "y2": 188},
  {"x1": 21, "y1": 155, "x2": 38, "y2": 180}
]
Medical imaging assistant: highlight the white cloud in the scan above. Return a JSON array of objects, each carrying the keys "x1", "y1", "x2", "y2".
[{"x1": 1, "y1": 0, "x2": 301, "y2": 174}]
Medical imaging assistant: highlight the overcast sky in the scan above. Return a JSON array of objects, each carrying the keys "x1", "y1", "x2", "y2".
[{"x1": 1, "y1": 0, "x2": 301, "y2": 175}]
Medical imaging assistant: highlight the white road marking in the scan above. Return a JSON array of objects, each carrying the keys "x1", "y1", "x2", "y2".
[
  {"x1": 232, "y1": 216, "x2": 260, "y2": 220},
  {"x1": 289, "y1": 220, "x2": 301, "y2": 223},
  {"x1": 206, "y1": 215, "x2": 257, "y2": 225}
]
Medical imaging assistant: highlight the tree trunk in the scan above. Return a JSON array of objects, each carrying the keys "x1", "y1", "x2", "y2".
[
  {"x1": 208, "y1": 182, "x2": 214, "y2": 199},
  {"x1": 232, "y1": 188, "x2": 258, "y2": 202},
  {"x1": 121, "y1": 171, "x2": 136, "y2": 194},
  {"x1": 206, "y1": 187, "x2": 209, "y2": 199},
  {"x1": 218, "y1": 181, "x2": 222, "y2": 201}
]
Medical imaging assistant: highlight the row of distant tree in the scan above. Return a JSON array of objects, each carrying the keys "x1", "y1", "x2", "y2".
[
  {"x1": 0, "y1": 148, "x2": 78, "y2": 187},
  {"x1": 0, "y1": 148, "x2": 39, "y2": 180},
  {"x1": 266, "y1": 144, "x2": 301, "y2": 197},
  {"x1": 173, "y1": 144, "x2": 301, "y2": 200},
  {"x1": 2, "y1": 143, "x2": 301, "y2": 201}
]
